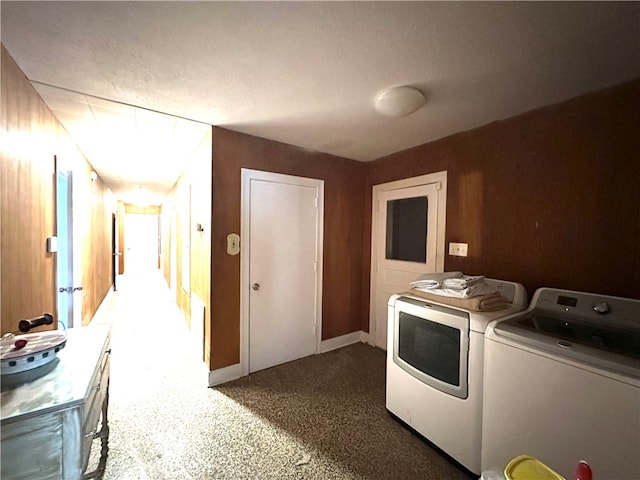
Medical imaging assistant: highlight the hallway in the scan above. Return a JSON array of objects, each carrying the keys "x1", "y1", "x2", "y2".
[{"x1": 91, "y1": 270, "x2": 210, "y2": 478}]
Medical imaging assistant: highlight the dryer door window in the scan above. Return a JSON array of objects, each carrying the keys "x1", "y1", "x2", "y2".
[
  {"x1": 393, "y1": 299, "x2": 469, "y2": 399},
  {"x1": 399, "y1": 313, "x2": 461, "y2": 385}
]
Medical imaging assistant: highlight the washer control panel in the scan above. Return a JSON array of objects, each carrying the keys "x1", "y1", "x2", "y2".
[{"x1": 532, "y1": 288, "x2": 640, "y2": 330}]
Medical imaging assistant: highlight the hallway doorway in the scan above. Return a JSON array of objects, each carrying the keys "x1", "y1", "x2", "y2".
[{"x1": 124, "y1": 213, "x2": 159, "y2": 274}]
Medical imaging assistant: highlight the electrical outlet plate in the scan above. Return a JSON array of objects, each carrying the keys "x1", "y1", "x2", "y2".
[{"x1": 448, "y1": 242, "x2": 468, "y2": 257}]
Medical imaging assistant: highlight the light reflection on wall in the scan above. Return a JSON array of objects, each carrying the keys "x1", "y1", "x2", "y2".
[{"x1": 457, "y1": 171, "x2": 483, "y2": 257}]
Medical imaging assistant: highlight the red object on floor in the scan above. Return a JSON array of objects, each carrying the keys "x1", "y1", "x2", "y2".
[{"x1": 575, "y1": 461, "x2": 592, "y2": 480}]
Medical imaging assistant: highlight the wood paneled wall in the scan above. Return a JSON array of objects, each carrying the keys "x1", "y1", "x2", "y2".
[
  {"x1": 160, "y1": 202, "x2": 172, "y2": 288},
  {"x1": 210, "y1": 128, "x2": 367, "y2": 370},
  {"x1": 168, "y1": 180, "x2": 191, "y2": 325},
  {"x1": 189, "y1": 133, "x2": 213, "y2": 366},
  {"x1": 365, "y1": 78, "x2": 640, "y2": 314},
  {"x1": 75, "y1": 160, "x2": 117, "y2": 326},
  {"x1": 117, "y1": 201, "x2": 126, "y2": 273},
  {"x1": 161, "y1": 129, "x2": 212, "y2": 365},
  {"x1": 1, "y1": 46, "x2": 57, "y2": 332},
  {"x1": 1, "y1": 45, "x2": 116, "y2": 334}
]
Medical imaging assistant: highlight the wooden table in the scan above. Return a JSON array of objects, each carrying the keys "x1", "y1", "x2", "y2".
[{"x1": 1, "y1": 325, "x2": 111, "y2": 480}]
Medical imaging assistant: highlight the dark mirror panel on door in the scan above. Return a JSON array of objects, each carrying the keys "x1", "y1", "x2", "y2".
[{"x1": 385, "y1": 196, "x2": 428, "y2": 262}]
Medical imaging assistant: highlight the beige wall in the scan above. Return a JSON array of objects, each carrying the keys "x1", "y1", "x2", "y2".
[{"x1": 1, "y1": 45, "x2": 116, "y2": 333}]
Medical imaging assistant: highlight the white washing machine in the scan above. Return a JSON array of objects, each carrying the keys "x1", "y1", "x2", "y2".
[
  {"x1": 386, "y1": 279, "x2": 527, "y2": 475},
  {"x1": 482, "y1": 288, "x2": 640, "y2": 479}
]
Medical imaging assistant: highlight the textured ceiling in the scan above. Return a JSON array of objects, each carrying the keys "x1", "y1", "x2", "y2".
[{"x1": 2, "y1": 2, "x2": 639, "y2": 204}]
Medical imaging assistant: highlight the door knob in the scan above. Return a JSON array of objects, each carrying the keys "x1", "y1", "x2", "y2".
[
  {"x1": 59, "y1": 287, "x2": 83, "y2": 293},
  {"x1": 252, "y1": 283, "x2": 260, "y2": 291}
]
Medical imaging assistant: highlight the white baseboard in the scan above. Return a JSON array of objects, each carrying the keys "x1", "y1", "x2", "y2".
[
  {"x1": 208, "y1": 363, "x2": 241, "y2": 387},
  {"x1": 319, "y1": 331, "x2": 363, "y2": 353},
  {"x1": 209, "y1": 331, "x2": 373, "y2": 386},
  {"x1": 359, "y1": 330, "x2": 372, "y2": 346}
]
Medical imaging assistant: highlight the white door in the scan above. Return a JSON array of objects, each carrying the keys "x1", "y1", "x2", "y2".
[
  {"x1": 370, "y1": 173, "x2": 447, "y2": 350},
  {"x1": 241, "y1": 169, "x2": 323, "y2": 374},
  {"x1": 56, "y1": 167, "x2": 74, "y2": 328},
  {"x1": 125, "y1": 213, "x2": 159, "y2": 274}
]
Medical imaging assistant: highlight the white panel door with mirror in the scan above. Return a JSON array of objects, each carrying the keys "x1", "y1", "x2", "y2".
[
  {"x1": 241, "y1": 169, "x2": 324, "y2": 375},
  {"x1": 370, "y1": 172, "x2": 447, "y2": 350}
]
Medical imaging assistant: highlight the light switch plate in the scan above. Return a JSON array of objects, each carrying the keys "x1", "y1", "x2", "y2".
[
  {"x1": 226, "y1": 233, "x2": 240, "y2": 255},
  {"x1": 47, "y1": 236, "x2": 58, "y2": 253},
  {"x1": 449, "y1": 242, "x2": 468, "y2": 257}
]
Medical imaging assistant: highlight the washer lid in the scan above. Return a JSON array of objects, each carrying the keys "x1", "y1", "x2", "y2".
[
  {"x1": 493, "y1": 314, "x2": 640, "y2": 379},
  {"x1": 507, "y1": 313, "x2": 639, "y2": 358}
]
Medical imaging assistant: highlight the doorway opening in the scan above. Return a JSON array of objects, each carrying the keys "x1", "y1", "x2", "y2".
[{"x1": 124, "y1": 212, "x2": 160, "y2": 275}]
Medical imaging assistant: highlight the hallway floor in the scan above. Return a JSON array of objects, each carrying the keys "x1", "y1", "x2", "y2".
[
  {"x1": 90, "y1": 270, "x2": 472, "y2": 480},
  {"x1": 91, "y1": 270, "x2": 210, "y2": 478}
]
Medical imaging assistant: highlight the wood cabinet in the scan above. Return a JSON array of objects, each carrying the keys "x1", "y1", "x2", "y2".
[{"x1": 1, "y1": 325, "x2": 111, "y2": 479}]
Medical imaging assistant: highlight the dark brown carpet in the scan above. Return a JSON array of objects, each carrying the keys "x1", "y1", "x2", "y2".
[{"x1": 216, "y1": 343, "x2": 473, "y2": 480}]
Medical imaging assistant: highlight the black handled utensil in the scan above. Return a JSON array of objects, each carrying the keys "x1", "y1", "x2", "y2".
[{"x1": 18, "y1": 313, "x2": 54, "y2": 333}]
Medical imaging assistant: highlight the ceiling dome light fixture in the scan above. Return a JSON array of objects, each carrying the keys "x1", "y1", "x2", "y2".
[{"x1": 374, "y1": 86, "x2": 426, "y2": 117}]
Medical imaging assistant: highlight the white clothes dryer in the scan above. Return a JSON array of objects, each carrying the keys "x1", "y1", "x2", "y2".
[{"x1": 386, "y1": 279, "x2": 527, "y2": 475}]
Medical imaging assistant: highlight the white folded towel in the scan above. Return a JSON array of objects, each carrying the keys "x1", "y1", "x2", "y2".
[
  {"x1": 441, "y1": 275, "x2": 485, "y2": 289},
  {"x1": 410, "y1": 272, "x2": 463, "y2": 289},
  {"x1": 414, "y1": 281, "x2": 497, "y2": 299}
]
